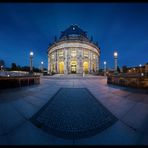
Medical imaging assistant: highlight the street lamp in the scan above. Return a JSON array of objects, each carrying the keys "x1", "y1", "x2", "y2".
[
  {"x1": 114, "y1": 51, "x2": 118, "y2": 74},
  {"x1": 104, "y1": 61, "x2": 107, "y2": 76},
  {"x1": 139, "y1": 64, "x2": 142, "y2": 74},
  {"x1": 41, "y1": 61, "x2": 44, "y2": 72},
  {"x1": 30, "y1": 51, "x2": 34, "y2": 73}
]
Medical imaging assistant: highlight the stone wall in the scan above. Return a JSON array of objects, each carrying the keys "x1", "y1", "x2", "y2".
[
  {"x1": 107, "y1": 74, "x2": 148, "y2": 88},
  {"x1": 0, "y1": 76, "x2": 40, "y2": 89}
]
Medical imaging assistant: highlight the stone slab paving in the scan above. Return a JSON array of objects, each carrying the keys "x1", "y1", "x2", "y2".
[
  {"x1": 0, "y1": 103, "x2": 25, "y2": 136},
  {"x1": 7, "y1": 121, "x2": 73, "y2": 145},
  {"x1": 30, "y1": 88, "x2": 117, "y2": 139},
  {"x1": 74, "y1": 121, "x2": 142, "y2": 145},
  {"x1": 11, "y1": 99, "x2": 39, "y2": 119},
  {"x1": 0, "y1": 75, "x2": 147, "y2": 144},
  {"x1": 122, "y1": 102, "x2": 148, "y2": 134}
]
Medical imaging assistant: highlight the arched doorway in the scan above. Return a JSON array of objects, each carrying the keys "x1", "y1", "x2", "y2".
[
  {"x1": 71, "y1": 61, "x2": 77, "y2": 73},
  {"x1": 59, "y1": 62, "x2": 64, "y2": 74},
  {"x1": 83, "y1": 62, "x2": 89, "y2": 74}
]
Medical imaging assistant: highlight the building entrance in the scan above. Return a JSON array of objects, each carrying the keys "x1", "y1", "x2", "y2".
[
  {"x1": 59, "y1": 62, "x2": 64, "y2": 74},
  {"x1": 71, "y1": 61, "x2": 77, "y2": 73},
  {"x1": 83, "y1": 62, "x2": 89, "y2": 74}
]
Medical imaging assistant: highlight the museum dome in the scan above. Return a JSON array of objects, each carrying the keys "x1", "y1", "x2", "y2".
[{"x1": 59, "y1": 24, "x2": 88, "y2": 39}]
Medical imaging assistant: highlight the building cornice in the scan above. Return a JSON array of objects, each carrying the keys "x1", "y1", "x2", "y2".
[{"x1": 47, "y1": 39, "x2": 100, "y2": 55}]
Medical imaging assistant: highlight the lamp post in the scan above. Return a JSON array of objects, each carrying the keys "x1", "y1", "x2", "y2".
[
  {"x1": 41, "y1": 61, "x2": 44, "y2": 73},
  {"x1": 30, "y1": 51, "x2": 34, "y2": 74},
  {"x1": 104, "y1": 61, "x2": 107, "y2": 76},
  {"x1": 114, "y1": 51, "x2": 118, "y2": 74}
]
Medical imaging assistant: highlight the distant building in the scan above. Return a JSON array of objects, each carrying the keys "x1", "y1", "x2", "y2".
[
  {"x1": 47, "y1": 25, "x2": 100, "y2": 74},
  {"x1": 126, "y1": 64, "x2": 146, "y2": 74},
  {"x1": 120, "y1": 63, "x2": 148, "y2": 76}
]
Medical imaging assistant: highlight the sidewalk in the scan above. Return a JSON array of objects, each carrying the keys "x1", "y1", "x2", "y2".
[{"x1": 0, "y1": 76, "x2": 147, "y2": 145}]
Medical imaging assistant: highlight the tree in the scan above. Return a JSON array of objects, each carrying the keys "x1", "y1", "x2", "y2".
[
  {"x1": 117, "y1": 66, "x2": 121, "y2": 73},
  {"x1": 122, "y1": 65, "x2": 128, "y2": 73},
  {"x1": 33, "y1": 67, "x2": 40, "y2": 72},
  {"x1": 0, "y1": 59, "x2": 5, "y2": 67},
  {"x1": 21, "y1": 66, "x2": 30, "y2": 72},
  {"x1": 17, "y1": 65, "x2": 21, "y2": 71},
  {"x1": 11, "y1": 63, "x2": 17, "y2": 70}
]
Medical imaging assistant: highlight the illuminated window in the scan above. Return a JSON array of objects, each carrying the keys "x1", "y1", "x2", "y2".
[
  {"x1": 71, "y1": 50, "x2": 76, "y2": 57},
  {"x1": 58, "y1": 50, "x2": 64, "y2": 57},
  {"x1": 93, "y1": 54, "x2": 96, "y2": 59},
  {"x1": 51, "y1": 54, "x2": 54, "y2": 59},
  {"x1": 84, "y1": 51, "x2": 88, "y2": 57}
]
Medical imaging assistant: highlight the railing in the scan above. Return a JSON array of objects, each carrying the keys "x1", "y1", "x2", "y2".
[
  {"x1": 107, "y1": 74, "x2": 148, "y2": 88},
  {"x1": 0, "y1": 71, "x2": 42, "y2": 77},
  {"x1": 0, "y1": 76, "x2": 40, "y2": 89}
]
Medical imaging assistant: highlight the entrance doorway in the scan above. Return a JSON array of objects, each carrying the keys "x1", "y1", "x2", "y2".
[
  {"x1": 83, "y1": 62, "x2": 89, "y2": 74},
  {"x1": 71, "y1": 61, "x2": 77, "y2": 73},
  {"x1": 59, "y1": 62, "x2": 64, "y2": 74}
]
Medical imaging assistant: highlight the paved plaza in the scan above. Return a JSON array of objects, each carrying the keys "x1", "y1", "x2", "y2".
[
  {"x1": 31, "y1": 88, "x2": 117, "y2": 139},
  {"x1": 0, "y1": 75, "x2": 148, "y2": 145}
]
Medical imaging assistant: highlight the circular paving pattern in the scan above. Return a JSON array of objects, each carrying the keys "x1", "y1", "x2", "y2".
[{"x1": 31, "y1": 88, "x2": 117, "y2": 139}]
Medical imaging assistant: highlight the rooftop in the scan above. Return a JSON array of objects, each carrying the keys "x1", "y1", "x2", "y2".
[{"x1": 59, "y1": 24, "x2": 88, "y2": 39}]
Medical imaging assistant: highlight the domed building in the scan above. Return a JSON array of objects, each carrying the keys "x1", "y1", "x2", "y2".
[{"x1": 47, "y1": 25, "x2": 100, "y2": 74}]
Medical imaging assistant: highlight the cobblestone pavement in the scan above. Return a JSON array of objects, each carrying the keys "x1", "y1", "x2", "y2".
[
  {"x1": 31, "y1": 88, "x2": 117, "y2": 139},
  {"x1": 0, "y1": 75, "x2": 148, "y2": 145}
]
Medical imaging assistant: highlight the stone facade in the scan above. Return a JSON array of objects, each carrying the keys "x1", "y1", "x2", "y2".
[{"x1": 47, "y1": 25, "x2": 100, "y2": 74}]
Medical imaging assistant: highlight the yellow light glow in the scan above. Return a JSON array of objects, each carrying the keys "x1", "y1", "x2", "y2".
[
  {"x1": 59, "y1": 62, "x2": 64, "y2": 74},
  {"x1": 83, "y1": 62, "x2": 89, "y2": 74}
]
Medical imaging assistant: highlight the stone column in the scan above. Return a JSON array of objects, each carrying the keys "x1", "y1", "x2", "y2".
[
  {"x1": 78, "y1": 48, "x2": 82, "y2": 74},
  {"x1": 67, "y1": 49, "x2": 70, "y2": 74},
  {"x1": 53, "y1": 52, "x2": 56, "y2": 73},
  {"x1": 97, "y1": 54, "x2": 100, "y2": 72},
  {"x1": 82, "y1": 48, "x2": 84, "y2": 74},
  {"x1": 48, "y1": 54, "x2": 51, "y2": 74},
  {"x1": 55, "y1": 51, "x2": 58, "y2": 73},
  {"x1": 64, "y1": 48, "x2": 68, "y2": 74},
  {"x1": 77, "y1": 48, "x2": 79, "y2": 73},
  {"x1": 88, "y1": 51, "x2": 91, "y2": 73},
  {"x1": 96, "y1": 55, "x2": 99, "y2": 72},
  {"x1": 90, "y1": 52, "x2": 92, "y2": 73}
]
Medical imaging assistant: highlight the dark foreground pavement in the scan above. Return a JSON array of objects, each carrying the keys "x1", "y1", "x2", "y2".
[{"x1": 0, "y1": 75, "x2": 148, "y2": 145}]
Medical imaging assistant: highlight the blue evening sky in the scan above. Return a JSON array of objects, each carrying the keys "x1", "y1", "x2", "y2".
[{"x1": 0, "y1": 3, "x2": 148, "y2": 69}]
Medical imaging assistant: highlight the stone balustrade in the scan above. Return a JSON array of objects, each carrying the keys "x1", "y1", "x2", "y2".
[
  {"x1": 0, "y1": 76, "x2": 40, "y2": 89},
  {"x1": 107, "y1": 74, "x2": 148, "y2": 88}
]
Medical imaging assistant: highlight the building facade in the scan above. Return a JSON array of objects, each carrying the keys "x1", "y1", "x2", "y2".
[{"x1": 47, "y1": 25, "x2": 100, "y2": 74}]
